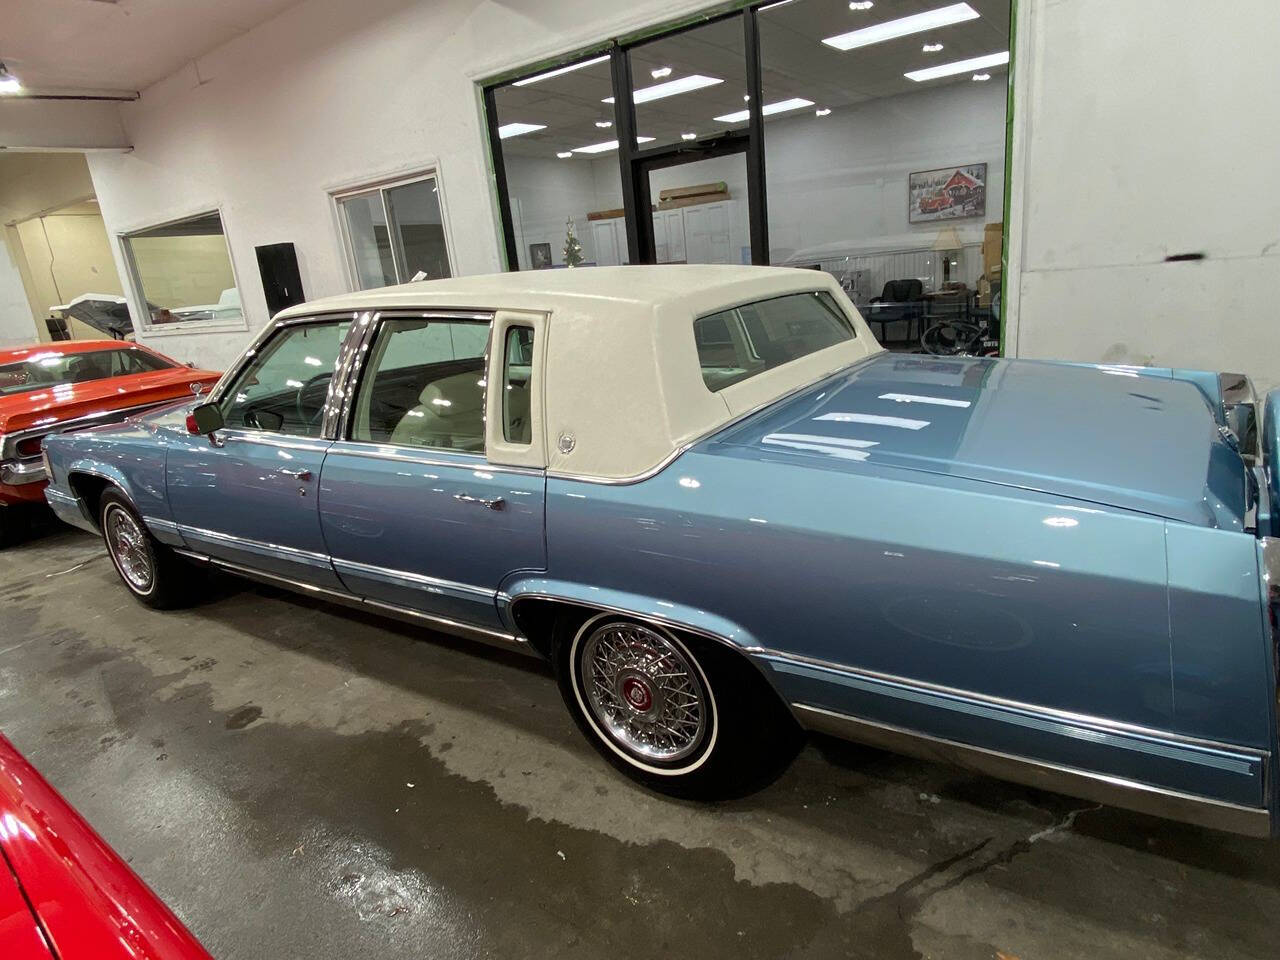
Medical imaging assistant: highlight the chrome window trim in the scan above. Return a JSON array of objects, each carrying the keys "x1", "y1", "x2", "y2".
[
  {"x1": 213, "y1": 430, "x2": 331, "y2": 454},
  {"x1": 794, "y1": 704, "x2": 1270, "y2": 838},
  {"x1": 323, "y1": 440, "x2": 543, "y2": 478},
  {"x1": 763, "y1": 649, "x2": 1269, "y2": 760}
]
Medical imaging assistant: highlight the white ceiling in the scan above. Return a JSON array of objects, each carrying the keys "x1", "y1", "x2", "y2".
[
  {"x1": 496, "y1": 0, "x2": 1010, "y2": 157},
  {"x1": 1, "y1": 0, "x2": 304, "y2": 94}
]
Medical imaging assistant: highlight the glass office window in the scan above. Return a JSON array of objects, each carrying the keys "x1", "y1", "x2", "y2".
[
  {"x1": 338, "y1": 174, "x2": 452, "y2": 289},
  {"x1": 122, "y1": 212, "x2": 242, "y2": 328},
  {"x1": 626, "y1": 17, "x2": 747, "y2": 152},
  {"x1": 759, "y1": 0, "x2": 1010, "y2": 347},
  {"x1": 490, "y1": 55, "x2": 626, "y2": 269}
]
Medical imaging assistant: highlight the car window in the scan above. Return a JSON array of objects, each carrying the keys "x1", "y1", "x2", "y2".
[
  {"x1": 693, "y1": 291, "x2": 854, "y2": 392},
  {"x1": 0, "y1": 348, "x2": 173, "y2": 397},
  {"x1": 219, "y1": 321, "x2": 350, "y2": 437},
  {"x1": 351, "y1": 318, "x2": 489, "y2": 452},
  {"x1": 502, "y1": 326, "x2": 534, "y2": 445}
]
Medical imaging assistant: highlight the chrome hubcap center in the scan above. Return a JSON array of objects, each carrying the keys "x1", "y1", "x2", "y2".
[
  {"x1": 621, "y1": 675, "x2": 654, "y2": 713},
  {"x1": 580, "y1": 622, "x2": 706, "y2": 763}
]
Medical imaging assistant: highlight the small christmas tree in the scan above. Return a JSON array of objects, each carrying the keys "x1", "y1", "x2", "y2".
[{"x1": 562, "y1": 217, "x2": 584, "y2": 268}]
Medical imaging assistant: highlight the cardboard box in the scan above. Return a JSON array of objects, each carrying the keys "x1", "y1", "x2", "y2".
[
  {"x1": 982, "y1": 222, "x2": 1003, "y2": 278},
  {"x1": 658, "y1": 182, "x2": 727, "y2": 203}
]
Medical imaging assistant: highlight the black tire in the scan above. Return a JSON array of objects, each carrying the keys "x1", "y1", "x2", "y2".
[
  {"x1": 554, "y1": 611, "x2": 802, "y2": 800},
  {"x1": 99, "y1": 490, "x2": 197, "y2": 609}
]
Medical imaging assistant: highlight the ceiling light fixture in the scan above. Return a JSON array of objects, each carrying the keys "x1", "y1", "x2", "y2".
[
  {"x1": 602, "y1": 74, "x2": 722, "y2": 105},
  {"x1": 824, "y1": 2, "x2": 978, "y2": 51},
  {"x1": 571, "y1": 136, "x2": 656, "y2": 154},
  {"x1": 905, "y1": 50, "x2": 1008, "y2": 81},
  {"x1": 497, "y1": 122, "x2": 546, "y2": 139},
  {"x1": 681, "y1": 132, "x2": 697, "y2": 141},
  {"x1": 815, "y1": 107, "x2": 832, "y2": 117},
  {"x1": 595, "y1": 120, "x2": 612, "y2": 128},
  {"x1": 849, "y1": 1, "x2": 875, "y2": 9},
  {"x1": 513, "y1": 54, "x2": 610, "y2": 86},
  {"x1": 557, "y1": 151, "x2": 573, "y2": 158},
  {"x1": 971, "y1": 72, "x2": 991, "y2": 81},
  {"x1": 714, "y1": 97, "x2": 814, "y2": 123},
  {"x1": 0, "y1": 62, "x2": 21, "y2": 94},
  {"x1": 922, "y1": 42, "x2": 944, "y2": 52},
  {"x1": 651, "y1": 66, "x2": 672, "y2": 79}
]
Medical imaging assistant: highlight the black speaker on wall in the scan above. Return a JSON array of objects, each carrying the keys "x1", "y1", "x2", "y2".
[{"x1": 255, "y1": 242, "x2": 305, "y2": 316}]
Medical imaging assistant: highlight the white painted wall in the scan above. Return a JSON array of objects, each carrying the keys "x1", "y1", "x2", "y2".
[
  {"x1": 0, "y1": 239, "x2": 34, "y2": 348},
  {"x1": 80, "y1": 0, "x2": 1280, "y2": 393},
  {"x1": 1008, "y1": 0, "x2": 1280, "y2": 390},
  {"x1": 85, "y1": 0, "x2": 725, "y2": 371}
]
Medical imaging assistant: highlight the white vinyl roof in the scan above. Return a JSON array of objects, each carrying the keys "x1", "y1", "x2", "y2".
[{"x1": 277, "y1": 266, "x2": 881, "y2": 480}]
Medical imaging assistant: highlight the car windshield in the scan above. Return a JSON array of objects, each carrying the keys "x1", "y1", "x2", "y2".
[{"x1": 0, "y1": 348, "x2": 175, "y2": 397}]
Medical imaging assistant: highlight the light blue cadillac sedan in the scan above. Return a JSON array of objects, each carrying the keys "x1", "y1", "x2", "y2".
[{"x1": 40, "y1": 266, "x2": 1279, "y2": 835}]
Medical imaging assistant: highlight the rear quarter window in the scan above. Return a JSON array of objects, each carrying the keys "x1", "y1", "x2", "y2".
[{"x1": 693, "y1": 290, "x2": 854, "y2": 392}]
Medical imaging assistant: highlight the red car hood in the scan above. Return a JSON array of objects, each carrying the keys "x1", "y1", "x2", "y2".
[
  {"x1": 0, "y1": 368, "x2": 221, "y2": 435},
  {"x1": 0, "y1": 735, "x2": 214, "y2": 959}
]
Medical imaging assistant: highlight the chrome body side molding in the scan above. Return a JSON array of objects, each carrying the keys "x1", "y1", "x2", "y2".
[
  {"x1": 173, "y1": 549, "x2": 530, "y2": 654},
  {"x1": 794, "y1": 704, "x2": 1271, "y2": 838}
]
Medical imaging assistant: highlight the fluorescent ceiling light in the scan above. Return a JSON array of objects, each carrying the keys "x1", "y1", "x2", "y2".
[
  {"x1": 815, "y1": 107, "x2": 832, "y2": 117},
  {"x1": 595, "y1": 120, "x2": 612, "y2": 128},
  {"x1": 681, "y1": 132, "x2": 697, "y2": 141},
  {"x1": 571, "y1": 136, "x2": 655, "y2": 154},
  {"x1": 651, "y1": 66, "x2": 672, "y2": 79},
  {"x1": 849, "y1": 1, "x2": 875, "y2": 9},
  {"x1": 971, "y1": 72, "x2": 991, "y2": 81},
  {"x1": 922, "y1": 42, "x2": 944, "y2": 52},
  {"x1": 603, "y1": 74, "x2": 723, "y2": 105},
  {"x1": 513, "y1": 54, "x2": 609, "y2": 86},
  {"x1": 905, "y1": 50, "x2": 1008, "y2": 81},
  {"x1": 498, "y1": 122, "x2": 545, "y2": 139},
  {"x1": 823, "y1": 2, "x2": 978, "y2": 51},
  {"x1": 714, "y1": 97, "x2": 814, "y2": 123},
  {"x1": 557, "y1": 151, "x2": 573, "y2": 158}
]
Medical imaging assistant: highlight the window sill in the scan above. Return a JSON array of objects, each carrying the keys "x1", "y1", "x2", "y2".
[{"x1": 139, "y1": 317, "x2": 250, "y2": 338}]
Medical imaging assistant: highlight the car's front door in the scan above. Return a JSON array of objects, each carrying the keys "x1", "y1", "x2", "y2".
[
  {"x1": 166, "y1": 318, "x2": 351, "y2": 589},
  {"x1": 318, "y1": 312, "x2": 546, "y2": 633}
]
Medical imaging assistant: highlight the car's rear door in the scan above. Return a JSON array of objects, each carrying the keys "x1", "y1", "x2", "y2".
[
  {"x1": 165, "y1": 317, "x2": 352, "y2": 589},
  {"x1": 318, "y1": 310, "x2": 546, "y2": 634}
]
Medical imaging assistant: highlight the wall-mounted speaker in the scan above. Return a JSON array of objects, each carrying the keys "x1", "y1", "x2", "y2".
[{"x1": 255, "y1": 243, "x2": 305, "y2": 316}]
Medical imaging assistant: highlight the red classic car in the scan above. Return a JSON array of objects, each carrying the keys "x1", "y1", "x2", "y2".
[
  {"x1": 0, "y1": 734, "x2": 214, "y2": 958},
  {"x1": 0, "y1": 340, "x2": 220, "y2": 545}
]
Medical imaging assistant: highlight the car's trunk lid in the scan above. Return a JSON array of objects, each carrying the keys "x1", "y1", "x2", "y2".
[{"x1": 708, "y1": 353, "x2": 1248, "y2": 529}]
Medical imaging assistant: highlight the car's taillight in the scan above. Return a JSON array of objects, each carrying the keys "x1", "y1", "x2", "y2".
[{"x1": 15, "y1": 435, "x2": 44, "y2": 458}]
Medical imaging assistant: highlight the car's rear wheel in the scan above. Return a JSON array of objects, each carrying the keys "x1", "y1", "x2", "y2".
[
  {"x1": 555, "y1": 611, "x2": 801, "y2": 799},
  {"x1": 99, "y1": 490, "x2": 196, "y2": 609}
]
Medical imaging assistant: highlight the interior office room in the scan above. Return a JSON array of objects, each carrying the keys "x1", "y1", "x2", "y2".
[{"x1": 1, "y1": 1, "x2": 1279, "y2": 959}]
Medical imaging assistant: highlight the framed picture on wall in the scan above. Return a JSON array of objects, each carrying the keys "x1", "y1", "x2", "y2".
[
  {"x1": 529, "y1": 242, "x2": 553, "y2": 269},
  {"x1": 908, "y1": 163, "x2": 986, "y2": 224}
]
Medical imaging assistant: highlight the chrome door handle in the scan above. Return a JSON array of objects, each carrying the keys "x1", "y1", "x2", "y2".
[
  {"x1": 279, "y1": 468, "x2": 313, "y2": 480},
  {"x1": 454, "y1": 493, "x2": 505, "y2": 511}
]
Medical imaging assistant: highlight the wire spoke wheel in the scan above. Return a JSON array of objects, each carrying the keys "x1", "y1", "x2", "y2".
[
  {"x1": 579, "y1": 621, "x2": 708, "y2": 764},
  {"x1": 105, "y1": 505, "x2": 153, "y2": 593}
]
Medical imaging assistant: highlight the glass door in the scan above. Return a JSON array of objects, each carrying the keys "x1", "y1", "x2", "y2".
[{"x1": 641, "y1": 149, "x2": 751, "y2": 265}]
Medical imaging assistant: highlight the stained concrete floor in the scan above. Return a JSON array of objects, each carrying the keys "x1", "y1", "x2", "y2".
[{"x1": 1, "y1": 525, "x2": 1278, "y2": 960}]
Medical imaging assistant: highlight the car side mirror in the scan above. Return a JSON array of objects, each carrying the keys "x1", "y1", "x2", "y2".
[{"x1": 187, "y1": 401, "x2": 225, "y2": 441}]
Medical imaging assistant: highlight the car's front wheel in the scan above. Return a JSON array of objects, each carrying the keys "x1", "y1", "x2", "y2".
[
  {"x1": 555, "y1": 612, "x2": 801, "y2": 799},
  {"x1": 99, "y1": 490, "x2": 196, "y2": 609}
]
